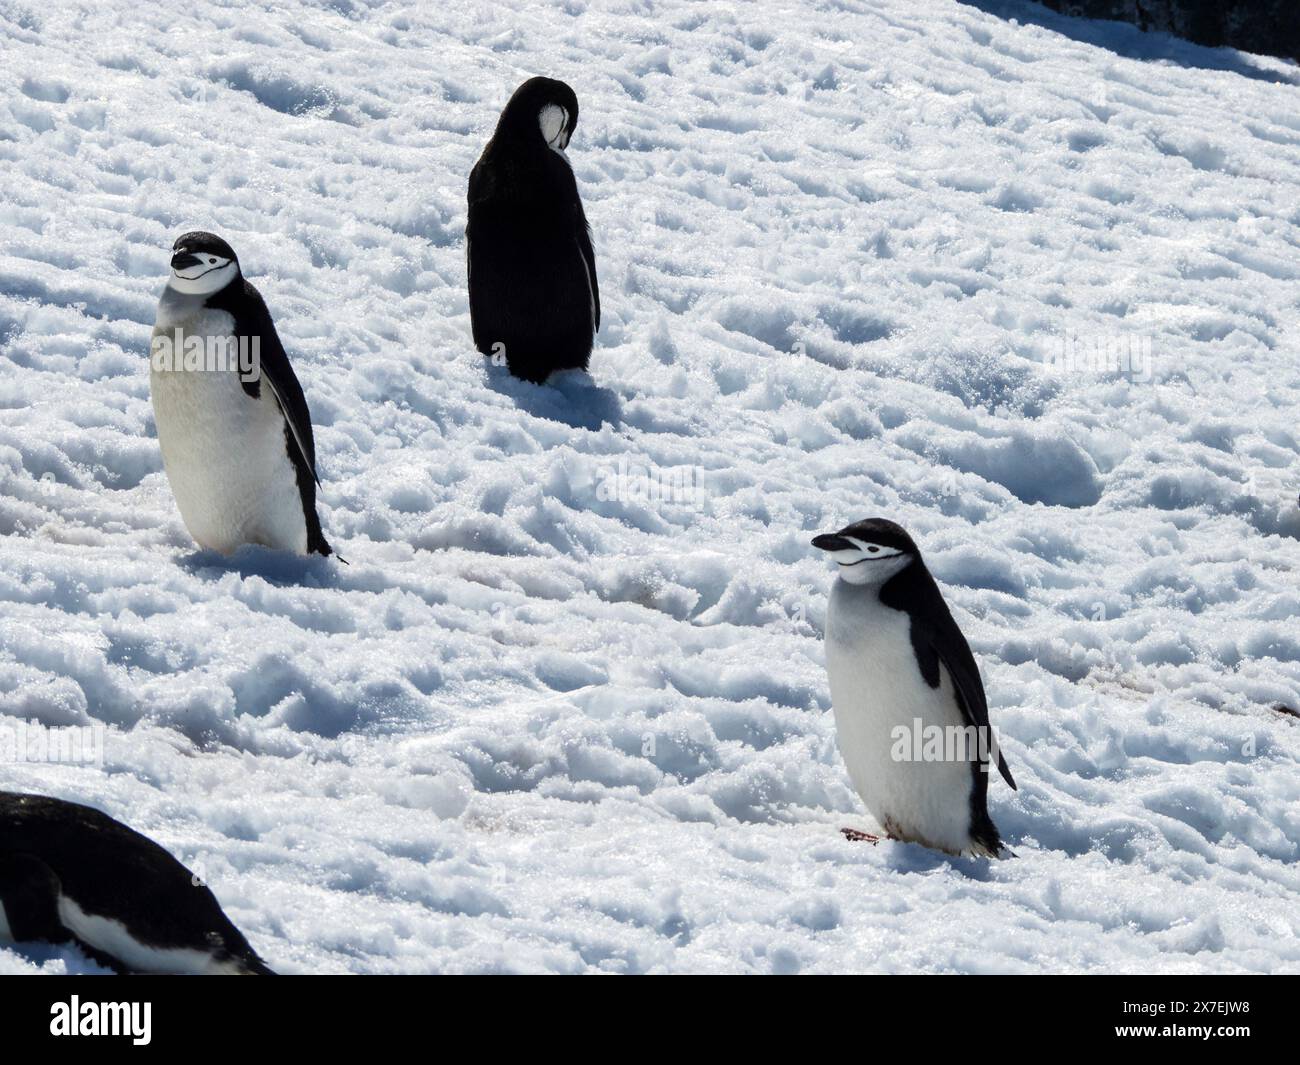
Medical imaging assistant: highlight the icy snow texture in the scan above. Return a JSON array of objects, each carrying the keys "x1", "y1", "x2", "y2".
[{"x1": 1, "y1": 0, "x2": 1299, "y2": 974}]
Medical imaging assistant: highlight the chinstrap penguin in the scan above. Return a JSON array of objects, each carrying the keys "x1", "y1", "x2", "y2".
[
  {"x1": 150, "y1": 230, "x2": 336, "y2": 557},
  {"x1": 812, "y1": 518, "x2": 1017, "y2": 858},
  {"x1": 467, "y1": 77, "x2": 599, "y2": 384},
  {"x1": 0, "y1": 791, "x2": 273, "y2": 974}
]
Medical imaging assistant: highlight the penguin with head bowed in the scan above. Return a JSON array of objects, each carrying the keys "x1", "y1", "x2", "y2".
[
  {"x1": 467, "y1": 76, "x2": 599, "y2": 384},
  {"x1": 0, "y1": 791, "x2": 274, "y2": 974},
  {"x1": 150, "y1": 230, "x2": 337, "y2": 558},
  {"x1": 812, "y1": 518, "x2": 1017, "y2": 858}
]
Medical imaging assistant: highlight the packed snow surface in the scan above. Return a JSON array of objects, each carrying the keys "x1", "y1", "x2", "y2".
[{"x1": 2, "y1": 0, "x2": 1299, "y2": 973}]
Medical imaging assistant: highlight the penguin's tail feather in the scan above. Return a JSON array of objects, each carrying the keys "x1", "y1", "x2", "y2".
[
  {"x1": 308, "y1": 533, "x2": 346, "y2": 564},
  {"x1": 239, "y1": 955, "x2": 278, "y2": 976},
  {"x1": 966, "y1": 834, "x2": 1016, "y2": 860}
]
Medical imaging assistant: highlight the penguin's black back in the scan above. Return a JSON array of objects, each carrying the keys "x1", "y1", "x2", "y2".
[
  {"x1": 879, "y1": 557, "x2": 1017, "y2": 856},
  {"x1": 467, "y1": 79, "x2": 598, "y2": 384},
  {"x1": 0, "y1": 792, "x2": 271, "y2": 973},
  {"x1": 207, "y1": 278, "x2": 333, "y2": 557}
]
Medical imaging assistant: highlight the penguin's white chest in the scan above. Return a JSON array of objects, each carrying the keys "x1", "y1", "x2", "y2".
[
  {"x1": 149, "y1": 308, "x2": 306, "y2": 555},
  {"x1": 825, "y1": 583, "x2": 975, "y2": 853}
]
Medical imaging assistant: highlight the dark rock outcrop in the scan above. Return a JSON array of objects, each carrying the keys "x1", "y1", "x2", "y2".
[{"x1": 1037, "y1": 1, "x2": 1299, "y2": 63}]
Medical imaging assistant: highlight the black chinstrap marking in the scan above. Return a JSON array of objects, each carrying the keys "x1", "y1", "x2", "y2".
[
  {"x1": 836, "y1": 551, "x2": 905, "y2": 567},
  {"x1": 173, "y1": 262, "x2": 227, "y2": 281}
]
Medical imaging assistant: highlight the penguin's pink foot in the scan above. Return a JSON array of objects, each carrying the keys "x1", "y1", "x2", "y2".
[{"x1": 840, "y1": 827, "x2": 880, "y2": 843}]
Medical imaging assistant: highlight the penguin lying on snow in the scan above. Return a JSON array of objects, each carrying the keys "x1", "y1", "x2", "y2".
[
  {"x1": 812, "y1": 519, "x2": 1017, "y2": 858},
  {"x1": 0, "y1": 791, "x2": 273, "y2": 974},
  {"x1": 150, "y1": 230, "x2": 337, "y2": 557},
  {"x1": 467, "y1": 77, "x2": 599, "y2": 384}
]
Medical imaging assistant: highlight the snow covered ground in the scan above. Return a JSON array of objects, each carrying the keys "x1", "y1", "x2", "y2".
[{"x1": 2, "y1": 0, "x2": 1299, "y2": 974}]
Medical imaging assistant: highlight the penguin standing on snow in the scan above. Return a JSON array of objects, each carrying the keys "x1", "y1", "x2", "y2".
[
  {"x1": 467, "y1": 77, "x2": 599, "y2": 384},
  {"x1": 812, "y1": 519, "x2": 1017, "y2": 858},
  {"x1": 150, "y1": 231, "x2": 335, "y2": 557},
  {"x1": 0, "y1": 792, "x2": 273, "y2": 974}
]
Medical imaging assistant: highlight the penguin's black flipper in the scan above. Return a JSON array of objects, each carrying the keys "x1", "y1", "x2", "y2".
[
  {"x1": 230, "y1": 281, "x2": 320, "y2": 484},
  {"x1": 577, "y1": 218, "x2": 599, "y2": 331},
  {"x1": 892, "y1": 572, "x2": 1017, "y2": 791},
  {"x1": 0, "y1": 852, "x2": 67, "y2": 942},
  {"x1": 0, "y1": 853, "x2": 128, "y2": 971},
  {"x1": 219, "y1": 280, "x2": 334, "y2": 557},
  {"x1": 930, "y1": 626, "x2": 1017, "y2": 792}
]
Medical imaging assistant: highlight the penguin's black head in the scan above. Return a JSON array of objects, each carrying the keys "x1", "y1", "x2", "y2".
[
  {"x1": 812, "y1": 518, "x2": 920, "y2": 586},
  {"x1": 496, "y1": 76, "x2": 580, "y2": 152},
  {"x1": 168, "y1": 231, "x2": 241, "y2": 297}
]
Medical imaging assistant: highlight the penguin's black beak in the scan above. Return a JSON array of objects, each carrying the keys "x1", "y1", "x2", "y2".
[
  {"x1": 812, "y1": 533, "x2": 854, "y2": 552},
  {"x1": 170, "y1": 251, "x2": 202, "y2": 270}
]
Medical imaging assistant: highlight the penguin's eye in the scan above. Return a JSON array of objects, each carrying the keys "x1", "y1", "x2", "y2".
[
  {"x1": 208, "y1": 258, "x2": 217, "y2": 264},
  {"x1": 867, "y1": 546, "x2": 879, "y2": 553}
]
